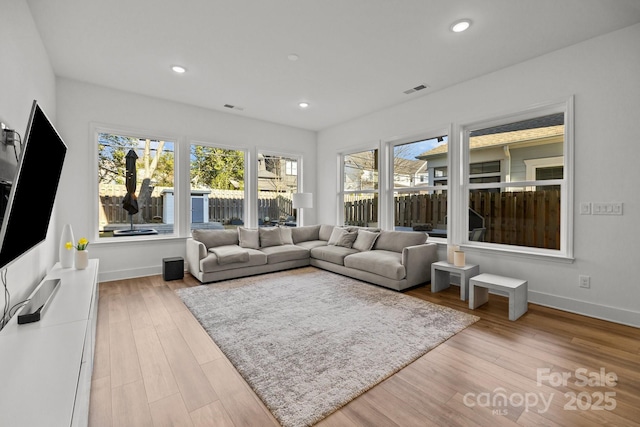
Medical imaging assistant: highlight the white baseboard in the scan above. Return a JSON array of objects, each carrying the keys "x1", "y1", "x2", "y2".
[
  {"x1": 99, "y1": 266, "x2": 162, "y2": 283},
  {"x1": 99, "y1": 268, "x2": 639, "y2": 328},
  {"x1": 528, "y1": 290, "x2": 640, "y2": 328}
]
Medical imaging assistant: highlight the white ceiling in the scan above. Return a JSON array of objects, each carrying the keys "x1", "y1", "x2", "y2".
[{"x1": 26, "y1": 0, "x2": 640, "y2": 131}]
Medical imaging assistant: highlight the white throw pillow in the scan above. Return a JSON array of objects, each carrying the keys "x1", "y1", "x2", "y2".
[
  {"x1": 260, "y1": 227, "x2": 283, "y2": 247},
  {"x1": 238, "y1": 227, "x2": 260, "y2": 249},
  {"x1": 336, "y1": 231, "x2": 358, "y2": 248},
  {"x1": 279, "y1": 226, "x2": 294, "y2": 245},
  {"x1": 327, "y1": 227, "x2": 357, "y2": 248},
  {"x1": 352, "y1": 230, "x2": 380, "y2": 251},
  {"x1": 327, "y1": 227, "x2": 347, "y2": 245}
]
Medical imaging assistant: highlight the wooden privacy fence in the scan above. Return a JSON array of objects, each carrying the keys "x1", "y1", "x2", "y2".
[
  {"x1": 100, "y1": 190, "x2": 294, "y2": 225},
  {"x1": 345, "y1": 190, "x2": 560, "y2": 250},
  {"x1": 470, "y1": 190, "x2": 560, "y2": 250},
  {"x1": 102, "y1": 187, "x2": 560, "y2": 249},
  {"x1": 100, "y1": 196, "x2": 164, "y2": 224}
]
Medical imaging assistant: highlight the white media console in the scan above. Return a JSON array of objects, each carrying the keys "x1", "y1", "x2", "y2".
[{"x1": 0, "y1": 259, "x2": 99, "y2": 426}]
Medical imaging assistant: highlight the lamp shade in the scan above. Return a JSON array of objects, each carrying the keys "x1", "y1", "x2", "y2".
[{"x1": 292, "y1": 193, "x2": 313, "y2": 209}]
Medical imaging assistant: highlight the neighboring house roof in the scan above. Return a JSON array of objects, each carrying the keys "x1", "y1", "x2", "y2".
[
  {"x1": 394, "y1": 158, "x2": 428, "y2": 176},
  {"x1": 417, "y1": 125, "x2": 564, "y2": 158},
  {"x1": 416, "y1": 113, "x2": 565, "y2": 159}
]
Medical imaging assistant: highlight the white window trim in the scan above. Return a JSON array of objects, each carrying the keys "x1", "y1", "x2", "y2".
[
  {"x1": 91, "y1": 123, "x2": 181, "y2": 244},
  {"x1": 525, "y1": 156, "x2": 564, "y2": 180},
  {"x1": 190, "y1": 140, "x2": 250, "y2": 228},
  {"x1": 459, "y1": 97, "x2": 574, "y2": 259},
  {"x1": 338, "y1": 145, "x2": 381, "y2": 227},
  {"x1": 256, "y1": 149, "x2": 304, "y2": 225},
  {"x1": 384, "y1": 127, "x2": 450, "y2": 234}
]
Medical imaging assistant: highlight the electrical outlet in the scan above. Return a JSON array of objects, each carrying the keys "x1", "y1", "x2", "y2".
[{"x1": 579, "y1": 275, "x2": 590, "y2": 289}]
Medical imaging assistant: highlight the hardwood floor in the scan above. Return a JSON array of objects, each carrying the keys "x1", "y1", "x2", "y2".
[{"x1": 89, "y1": 269, "x2": 640, "y2": 427}]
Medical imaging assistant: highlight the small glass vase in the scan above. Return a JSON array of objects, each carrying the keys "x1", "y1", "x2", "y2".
[{"x1": 75, "y1": 250, "x2": 89, "y2": 270}]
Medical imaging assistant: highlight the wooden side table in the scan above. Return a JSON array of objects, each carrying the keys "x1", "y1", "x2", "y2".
[{"x1": 430, "y1": 261, "x2": 479, "y2": 301}]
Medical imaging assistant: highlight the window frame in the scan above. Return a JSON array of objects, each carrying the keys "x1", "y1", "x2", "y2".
[
  {"x1": 91, "y1": 123, "x2": 180, "y2": 243},
  {"x1": 338, "y1": 145, "x2": 380, "y2": 227},
  {"x1": 384, "y1": 127, "x2": 450, "y2": 238},
  {"x1": 256, "y1": 149, "x2": 303, "y2": 225},
  {"x1": 460, "y1": 98, "x2": 574, "y2": 259},
  {"x1": 189, "y1": 140, "x2": 249, "y2": 230}
]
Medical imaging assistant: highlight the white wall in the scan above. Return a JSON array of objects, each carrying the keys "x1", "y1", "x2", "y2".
[
  {"x1": 0, "y1": 0, "x2": 58, "y2": 316},
  {"x1": 55, "y1": 78, "x2": 317, "y2": 282},
  {"x1": 318, "y1": 24, "x2": 640, "y2": 327}
]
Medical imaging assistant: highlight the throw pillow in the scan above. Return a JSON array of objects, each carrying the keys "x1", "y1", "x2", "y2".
[
  {"x1": 259, "y1": 227, "x2": 283, "y2": 248},
  {"x1": 327, "y1": 227, "x2": 347, "y2": 245},
  {"x1": 238, "y1": 227, "x2": 260, "y2": 249},
  {"x1": 335, "y1": 230, "x2": 358, "y2": 248},
  {"x1": 279, "y1": 226, "x2": 294, "y2": 245},
  {"x1": 352, "y1": 229, "x2": 380, "y2": 251}
]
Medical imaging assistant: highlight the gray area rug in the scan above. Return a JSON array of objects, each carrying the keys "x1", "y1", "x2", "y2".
[{"x1": 176, "y1": 267, "x2": 479, "y2": 427}]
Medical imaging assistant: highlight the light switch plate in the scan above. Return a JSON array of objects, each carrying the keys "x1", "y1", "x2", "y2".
[
  {"x1": 579, "y1": 203, "x2": 591, "y2": 215},
  {"x1": 593, "y1": 202, "x2": 623, "y2": 215}
]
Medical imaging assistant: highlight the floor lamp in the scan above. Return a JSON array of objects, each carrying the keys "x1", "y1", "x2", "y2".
[{"x1": 292, "y1": 193, "x2": 313, "y2": 226}]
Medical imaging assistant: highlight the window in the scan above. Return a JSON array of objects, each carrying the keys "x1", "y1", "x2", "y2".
[
  {"x1": 258, "y1": 152, "x2": 299, "y2": 225},
  {"x1": 190, "y1": 144, "x2": 246, "y2": 229},
  {"x1": 340, "y1": 148, "x2": 378, "y2": 227},
  {"x1": 391, "y1": 133, "x2": 448, "y2": 236},
  {"x1": 97, "y1": 132, "x2": 175, "y2": 238},
  {"x1": 463, "y1": 103, "x2": 572, "y2": 256},
  {"x1": 285, "y1": 160, "x2": 297, "y2": 176}
]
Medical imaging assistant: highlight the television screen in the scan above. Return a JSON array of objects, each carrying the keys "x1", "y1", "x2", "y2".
[{"x1": 0, "y1": 101, "x2": 67, "y2": 270}]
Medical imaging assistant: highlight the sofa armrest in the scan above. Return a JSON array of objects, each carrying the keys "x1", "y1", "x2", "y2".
[
  {"x1": 186, "y1": 238, "x2": 207, "y2": 276},
  {"x1": 402, "y1": 242, "x2": 438, "y2": 286}
]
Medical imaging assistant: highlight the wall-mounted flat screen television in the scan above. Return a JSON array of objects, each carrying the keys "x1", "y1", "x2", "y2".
[{"x1": 0, "y1": 100, "x2": 67, "y2": 270}]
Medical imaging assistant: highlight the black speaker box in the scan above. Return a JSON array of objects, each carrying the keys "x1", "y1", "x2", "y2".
[{"x1": 163, "y1": 257, "x2": 184, "y2": 281}]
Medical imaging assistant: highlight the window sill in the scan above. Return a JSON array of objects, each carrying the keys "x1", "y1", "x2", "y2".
[
  {"x1": 94, "y1": 234, "x2": 187, "y2": 246},
  {"x1": 462, "y1": 243, "x2": 575, "y2": 264},
  {"x1": 435, "y1": 240, "x2": 575, "y2": 264}
]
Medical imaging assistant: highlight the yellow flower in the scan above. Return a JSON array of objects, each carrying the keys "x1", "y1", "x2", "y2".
[
  {"x1": 76, "y1": 237, "x2": 90, "y2": 251},
  {"x1": 65, "y1": 241, "x2": 73, "y2": 250}
]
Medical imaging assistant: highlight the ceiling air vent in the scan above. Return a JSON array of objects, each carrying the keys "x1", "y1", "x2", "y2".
[
  {"x1": 223, "y1": 104, "x2": 244, "y2": 111},
  {"x1": 403, "y1": 84, "x2": 429, "y2": 95}
]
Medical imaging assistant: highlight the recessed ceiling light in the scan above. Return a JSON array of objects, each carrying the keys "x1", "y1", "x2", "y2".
[
  {"x1": 171, "y1": 65, "x2": 187, "y2": 74},
  {"x1": 450, "y1": 19, "x2": 471, "y2": 33},
  {"x1": 288, "y1": 54, "x2": 299, "y2": 61},
  {"x1": 298, "y1": 102, "x2": 309, "y2": 109}
]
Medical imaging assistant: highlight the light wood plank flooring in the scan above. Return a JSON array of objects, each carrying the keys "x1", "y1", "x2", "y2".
[{"x1": 89, "y1": 269, "x2": 640, "y2": 426}]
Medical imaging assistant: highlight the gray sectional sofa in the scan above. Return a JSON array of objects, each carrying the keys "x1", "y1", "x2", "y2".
[{"x1": 186, "y1": 224, "x2": 438, "y2": 291}]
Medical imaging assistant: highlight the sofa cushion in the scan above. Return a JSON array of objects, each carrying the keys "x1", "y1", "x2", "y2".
[
  {"x1": 192, "y1": 229, "x2": 239, "y2": 249},
  {"x1": 260, "y1": 227, "x2": 283, "y2": 247},
  {"x1": 352, "y1": 230, "x2": 380, "y2": 251},
  {"x1": 373, "y1": 230, "x2": 427, "y2": 253},
  {"x1": 318, "y1": 224, "x2": 335, "y2": 241},
  {"x1": 336, "y1": 230, "x2": 358, "y2": 248},
  {"x1": 209, "y1": 245, "x2": 250, "y2": 265},
  {"x1": 327, "y1": 227, "x2": 348, "y2": 245},
  {"x1": 279, "y1": 226, "x2": 294, "y2": 245},
  {"x1": 291, "y1": 225, "x2": 321, "y2": 243},
  {"x1": 201, "y1": 247, "x2": 267, "y2": 272},
  {"x1": 260, "y1": 245, "x2": 309, "y2": 264},
  {"x1": 296, "y1": 240, "x2": 328, "y2": 250},
  {"x1": 310, "y1": 245, "x2": 359, "y2": 266},
  {"x1": 343, "y1": 250, "x2": 406, "y2": 281},
  {"x1": 238, "y1": 227, "x2": 260, "y2": 249}
]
